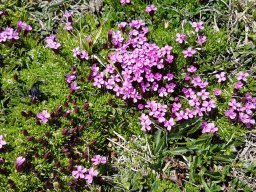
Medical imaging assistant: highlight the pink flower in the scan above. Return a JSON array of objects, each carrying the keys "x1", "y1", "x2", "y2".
[
  {"x1": 72, "y1": 47, "x2": 81, "y2": 57},
  {"x1": 85, "y1": 167, "x2": 98, "y2": 184},
  {"x1": 120, "y1": 0, "x2": 131, "y2": 4},
  {"x1": 166, "y1": 83, "x2": 176, "y2": 93},
  {"x1": 139, "y1": 113, "x2": 152, "y2": 131},
  {"x1": 15, "y1": 156, "x2": 26, "y2": 172},
  {"x1": 237, "y1": 71, "x2": 249, "y2": 82},
  {"x1": 197, "y1": 89, "x2": 209, "y2": 100},
  {"x1": 228, "y1": 98, "x2": 241, "y2": 110},
  {"x1": 70, "y1": 82, "x2": 80, "y2": 92},
  {"x1": 0, "y1": 27, "x2": 19, "y2": 42},
  {"x1": 187, "y1": 65, "x2": 197, "y2": 73},
  {"x1": 91, "y1": 155, "x2": 107, "y2": 165},
  {"x1": 184, "y1": 74, "x2": 190, "y2": 81},
  {"x1": 202, "y1": 99, "x2": 216, "y2": 112},
  {"x1": 201, "y1": 122, "x2": 218, "y2": 133},
  {"x1": 158, "y1": 87, "x2": 168, "y2": 97},
  {"x1": 166, "y1": 55, "x2": 174, "y2": 63},
  {"x1": 25, "y1": 25, "x2": 32, "y2": 31},
  {"x1": 172, "y1": 102, "x2": 182, "y2": 113},
  {"x1": 0, "y1": 135, "x2": 6, "y2": 149},
  {"x1": 182, "y1": 47, "x2": 196, "y2": 58},
  {"x1": 80, "y1": 50, "x2": 89, "y2": 60},
  {"x1": 118, "y1": 22, "x2": 127, "y2": 30},
  {"x1": 163, "y1": 73, "x2": 174, "y2": 81},
  {"x1": 234, "y1": 81, "x2": 243, "y2": 90},
  {"x1": 72, "y1": 165, "x2": 87, "y2": 179},
  {"x1": 192, "y1": 21, "x2": 204, "y2": 32},
  {"x1": 16, "y1": 156, "x2": 25, "y2": 166},
  {"x1": 17, "y1": 21, "x2": 32, "y2": 32},
  {"x1": 64, "y1": 22, "x2": 73, "y2": 31},
  {"x1": 63, "y1": 11, "x2": 73, "y2": 19},
  {"x1": 164, "y1": 118, "x2": 175, "y2": 131},
  {"x1": 45, "y1": 35, "x2": 60, "y2": 50},
  {"x1": 176, "y1": 33, "x2": 187, "y2": 44},
  {"x1": 138, "y1": 104, "x2": 144, "y2": 110},
  {"x1": 213, "y1": 88, "x2": 222, "y2": 96},
  {"x1": 175, "y1": 110, "x2": 188, "y2": 121},
  {"x1": 188, "y1": 97, "x2": 200, "y2": 107},
  {"x1": 196, "y1": 35, "x2": 207, "y2": 45},
  {"x1": 225, "y1": 109, "x2": 236, "y2": 120},
  {"x1": 66, "y1": 73, "x2": 76, "y2": 83},
  {"x1": 146, "y1": 4, "x2": 157, "y2": 15},
  {"x1": 215, "y1": 72, "x2": 226, "y2": 83},
  {"x1": 161, "y1": 45, "x2": 173, "y2": 55},
  {"x1": 37, "y1": 110, "x2": 50, "y2": 123}
]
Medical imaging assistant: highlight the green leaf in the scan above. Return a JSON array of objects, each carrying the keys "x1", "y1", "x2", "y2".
[{"x1": 153, "y1": 130, "x2": 166, "y2": 155}]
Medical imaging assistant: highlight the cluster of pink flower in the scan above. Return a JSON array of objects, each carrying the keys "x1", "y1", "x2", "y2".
[
  {"x1": 91, "y1": 20, "x2": 178, "y2": 103},
  {"x1": 63, "y1": 11, "x2": 73, "y2": 31},
  {"x1": 72, "y1": 47, "x2": 89, "y2": 60},
  {"x1": 0, "y1": 136, "x2": 26, "y2": 171},
  {"x1": 225, "y1": 94, "x2": 256, "y2": 127},
  {"x1": 222, "y1": 71, "x2": 255, "y2": 127},
  {"x1": 120, "y1": 0, "x2": 131, "y2": 5},
  {"x1": 72, "y1": 166, "x2": 98, "y2": 184},
  {"x1": 91, "y1": 155, "x2": 107, "y2": 165},
  {"x1": 66, "y1": 66, "x2": 80, "y2": 93},
  {"x1": 139, "y1": 74, "x2": 217, "y2": 132},
  {"x1": 17, "y1": 21, "x2": 32, "y2": 32},
  {"x1": 234, "y1": 71, "x2": 249, "y2": 90},
  {"x1": 0, "y1": 21, "x2": 32, "y2": 43},
  {"x1": 72, "y1": 155, "x2": 106, "y2": 184},
  {"x1": 176, "y1": 22, "x2": 207, "y2": 47},
  {"x1": 201, "y1": 122, "x2": 218, "y2": 133},
  {"x1": 90, "y1": 20, "x2": 219, "y2": 132},
  {"x1": 0, "y1": 27, "x2": 19, "y2": 42},
  {"x1": 139, "y1": 101, "x2": 175, "y2": 131},
  {"x1": 45, "y1": 34, "x2": 61, "y2": 50}
]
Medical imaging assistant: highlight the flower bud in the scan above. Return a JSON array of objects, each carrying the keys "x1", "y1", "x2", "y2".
[
  {"x1": 34, "y1": 152, "x2": 39, "y2": 158},
  {"x1": 21, "y1": 111, "x2": 28, "y2": 117},
  {"x1": 28, "y1": 136, "x2": 35, "y2": 142},
  {"x1": 32, "y1": 97, "x2": 37, "y2": 104},
  {"x1": 64, "y1": 110, "x2": 71, "y2": 118},
  {"x1": 27, "y1": 111, "x2": 34, "y2": 117},
  {"x1": 87, "y1": 120, "x2": 92, "y2": 125},
  {"x1": 0, "y1": 158, "x2": 5, "y2": 164},
  {"x1": 13, "y1": 74, "x2": 18, "y2": 81},
  {"x1": 85, "y1": 36, "x2": 92, "y2": 46},
  {"x1": 64, "y1": 101, "x2": 69, "y2": 108},
  {"x1": 22, "y1": 129, "x2": 29, "y2": 136},
  {"x1": 43, "y1": 152, "x2": 51, "y2": 161},
  {"x1": 56, "y1": 105, "x2": 63, "y2": 114},
  {"x1": 62, "y1": 128, "x2": 68, "y2": 135},
  {"x1": 79, "y1": 125, "x2": 85, "y2": 131},
  {"x1": 84, "y1": 102, "x2": 89, "y2": 110},
  {"x1": 74, "y1": 107, "x2": 80, "y2": 114},
  {"x1": 67, "y1": 96, "x2": 72, "y2": 102},
  {"x1": 55, "y1": 161, "x2": 61, "y2": 167},
  {"x1": 108, "y1": 30, "x2": 113, "y2": 41},
  {"x1": 50, "y1": 112, "x2": 56, "y2": 118}
]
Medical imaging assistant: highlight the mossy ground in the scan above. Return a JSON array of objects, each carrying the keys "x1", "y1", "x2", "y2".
[{"x1": 0, "y1": 0, "x2": 255, "y2": 191}]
